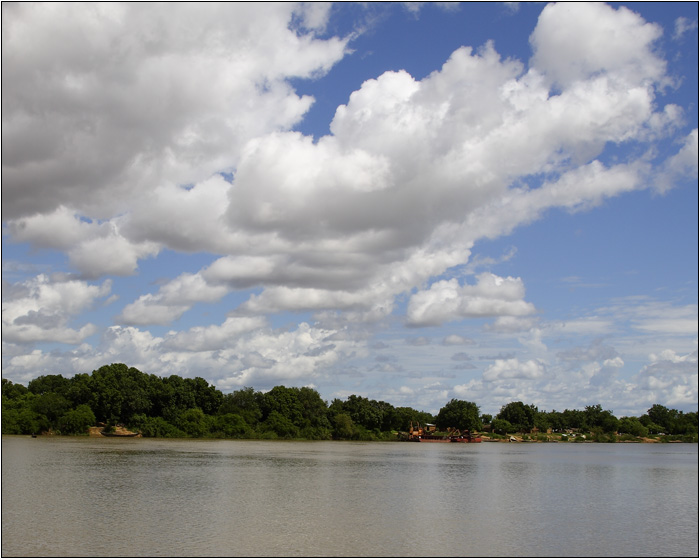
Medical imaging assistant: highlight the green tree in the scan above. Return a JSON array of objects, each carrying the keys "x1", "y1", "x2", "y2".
[
  {"x1": 262, "y1": 410, "x2": 299, "y2": 439},
  {"x1": 31, "y1": 393, "x2": 70, "y2": 426},
  {"x1": 497, "y1": 401, "x2": 537, "y2": 433},
  {"x1": 584, "y1": 404, "x2": 619, "y2": 433},
  {"x1": 219, "y1": 387, "x2": 263, "y2": 427},
  {"x1": 212, "y1": 413, "x2": 249, "y2": 438},
  {"x1": 618, "y1": 416, "x2": 648, "y2": 437},
  {"x1": 647, "y1": 404, "x2": 677, "y2": 433},
  {"x1": 28, "y1": 374, "x2": 70, "y2": 396},
  {"x1": 2, "y1": 379, "x2": 28, "y2": 400},
  {"x1": 261, "y1": 386, "x2": 304, "y2": 427},
  {"x1": 343, "y1": 395, "x2": 379, "y2": 430},
  {"x1": 491, "y1": 417, "x2": 513, "y2": 435},
  {"x1": 59, "y1": 404, "x2": 96, "y2": 435},
  {"x1": 175, "y1": 408, "x2": 211, "y2": 438},
  {"x1": 331, "y1": 413, "x2": 356, "y2": 439},
  {"x1": 391, "y1": 407, "x2": 434, "y2": 432},
  {"x1": 187, "y1": 377, "x2": 223, "y2": 416},
  {"x1": 436, "y1": 399, "x2": 481, "y2": 431}
]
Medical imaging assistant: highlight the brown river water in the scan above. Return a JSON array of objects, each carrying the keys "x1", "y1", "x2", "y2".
[{"x1": 2, "y1": 436, "x2": 697, "y2": 557}]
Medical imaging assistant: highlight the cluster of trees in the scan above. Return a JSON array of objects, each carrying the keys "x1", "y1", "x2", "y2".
[
  {"x1": 2, "y1": 363, "x2": 697, "y2": 441},
  {"x1": 1, "y1": 364, "x2": 434, "y2": 440},
  {"x1": 487, "y1": 401, "x2": 698, "y2": 441}
]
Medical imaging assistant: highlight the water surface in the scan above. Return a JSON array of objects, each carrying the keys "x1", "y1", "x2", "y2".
[{"x1": 2, "y1": 437, "x2": 697, "y2": 557}]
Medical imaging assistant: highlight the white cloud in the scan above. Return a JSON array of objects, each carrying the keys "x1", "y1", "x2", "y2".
[
  {"x1": 673, "y1": 16, "x2": 698, "y2": 40},
  {"x1": 442, "y1": 334, "x2": 475, "y2": 346},
  {"x1": 2, "y1": 274, "x2": 111, "y2": 343},
  {"x1": 5, "y1": 1, "x2": 682, "y2": 322},
  {"x1": 637, "y1": 348, "x2": 698, "y2": 406},
  {"x1": 407, "y1": 274, "x2": 535, "y2": 326},
  {"x1": 1, "y1": 3, "x2": 348, "y2": 220},
  {"x1": 483, "y1": 358, "x2": 546, "y2": 381},
  {"x1": 530, "y1": 2, "x2": 665, "y2": 88},
  {"x1": 1, "y1": 3, "x2": 696, "y2": 416},
  {"x1": 118, "y1": 272, "x2": 230, "y2": 325},
  {"x1": 162, "y1": 317, "x2": 268, "y2": 352}
]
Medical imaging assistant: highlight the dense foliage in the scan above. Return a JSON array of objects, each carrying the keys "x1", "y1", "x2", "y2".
[{"x1": 2, "y1": 364, "x2": 698, "y2": 442}]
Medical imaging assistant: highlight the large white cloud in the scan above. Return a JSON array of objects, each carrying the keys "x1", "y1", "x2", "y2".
[
  {"x1": 1, "y1": 2, "x2": 348, "y2": 220},
  {"x1": 1, "y1": 3, "x2": 697, "y2": 414},
  {"x1": 530, "y1": 2, "x2": 665, "y2": 88},
  {"x1": 407, "y1": 274, "x2": 536, "y2": 327},
  {"x1": 2, "y1": 274, "x2": 112, "y2": 343}
]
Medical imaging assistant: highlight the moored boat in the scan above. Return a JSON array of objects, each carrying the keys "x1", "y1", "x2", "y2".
[{"x1": 402, "y1": 422, "x2": 481, "y2": 443}]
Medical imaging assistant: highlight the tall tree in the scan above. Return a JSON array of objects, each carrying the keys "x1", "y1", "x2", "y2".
[
  {"x1": 497, "y1": 401, "x2": 537, "y2": 432},
  {"x1": 436, "y1": 399, "x2": 481, "y2": 431}
]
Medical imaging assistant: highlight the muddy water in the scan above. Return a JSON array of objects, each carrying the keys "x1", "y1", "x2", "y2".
[{"x1": 2, "y1": 436, "x2": 697, "y2": 557}]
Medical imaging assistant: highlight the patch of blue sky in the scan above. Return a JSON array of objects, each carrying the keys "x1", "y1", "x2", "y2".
[{"x1": 1, "y1": 241, "x2": 69, "y2": 282}]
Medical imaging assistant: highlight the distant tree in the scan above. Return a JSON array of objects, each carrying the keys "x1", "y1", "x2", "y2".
[
  {"x1": 491, "y1": 418, "x2": 513, "y2": 435},
  {"x1": 436, "y1": 399, "x2": 481, "y2": 431},
  {"x1": 59, "y1": 404, "x2": 96, "y2": 435},
  {"x1": 673, "y1": 411, "x2": 699, "y2": 435},
  {"x1": 212, "y1": 413, "x2": 249, "y2": 438},
  {"x1": 534, "y1": 411, "x2": 552, "y2": 432},
  {"x1": 497, "y1": 401, "x2": 537, "y2": 432},
  {"x1": 342, "y1": 395, "x2": 384, "y2": 431},
  {"x1": 584, "y1": 404, "x2": 619, "y2": 433},
  {"x1": 391, "y1": 406, "x2": 434, "y2": 431},
  {"x1": 1, "y1": 379, "x2": 28, "y2": 400},
  {"x1": 262, "y1": 410, "x2": 299, "y2": 439},
  {"x1": 618, "y1": 417, "x2": 648, "y2": 437},
  {"x1": 188, "y1": 377, "x2": 223, "y2": 416},
  {"x1": 646, "y1": 404, "x2": 673, "y2": 433},
  {"x1": 261, "y1": 386, "x2": 304, "y2": 427},
  {"x1": 31, "y1": 393, "x2": 71, "y2": 425},
  {"x1": 175, "y1": 408, "x2": 211, "y2": 438},
  {"x1": 28, "y1": 374, "x2": 70, "y2": 396},
  {"x1": 219, "y1": 387, "x2": 263, "y2": 426},
  {"x1": 332, "y1": 413, "x2": 356, "y2": 439}
]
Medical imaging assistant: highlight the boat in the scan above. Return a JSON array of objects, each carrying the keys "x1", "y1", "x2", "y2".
[
  {"x1": 100, "y1": 425, "x2": 140, "y2": 437},
  {"x1": 402, "y1": 423, "x2": 481, "y2": 443},
  {"x1": 449, "y1": 433, "x2": 482, "y2": 443}
]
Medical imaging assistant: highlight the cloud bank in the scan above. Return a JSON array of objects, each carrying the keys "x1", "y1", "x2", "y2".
[{"x1": 2, "y1": 3, "x2": 697, "y2": 413}]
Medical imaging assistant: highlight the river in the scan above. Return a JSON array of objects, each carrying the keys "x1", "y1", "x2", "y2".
[{"x1": 2, "y1": 436, "x2": 698, "y2": 557}]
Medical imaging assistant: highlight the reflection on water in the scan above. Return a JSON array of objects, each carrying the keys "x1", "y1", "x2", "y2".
[{"x1": 2, "y1": 437, "x2": 698, "y2": 557}]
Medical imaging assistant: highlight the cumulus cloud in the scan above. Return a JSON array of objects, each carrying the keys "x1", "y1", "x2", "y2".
[
  {"x1": 442, "y1": 334, "x2": 475, "y2": 346},
  {"x1": 530, "y1": 2, "x2": 665, "y2": 88},
  {"x1": 483, "y1": 358, "x2": 546, "y2": 381},
  {"x1": 2, "y1": 274, "x2": 111, "y2": 343},
  {"x1": 407, "y1": 274, "x2": 535, "y2": 326},
  {"x1": 6, "y1": 1, "x2": 686, "y2": 308},
  {"x1": 637, "y1": 348, "x2": 699, "y2": 406},
  {"x1": 118, "y1": 272, "x2": 230, "y2": 325},
  {"x1": 1, "y1": 3, "x2": 696, "y2": 414},
  {"x1": 2, "y1": 3, "x2": 348, "y2": 221}
]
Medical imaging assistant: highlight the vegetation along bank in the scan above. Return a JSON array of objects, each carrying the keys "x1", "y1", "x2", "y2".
[{"x1": 2, "y1": 363, "x2": 697, "y2": 442}]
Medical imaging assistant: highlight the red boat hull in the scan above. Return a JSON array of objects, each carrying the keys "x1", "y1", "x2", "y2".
[{"x1": 408, "y1": 436, "x2": 482, "y2": 443}]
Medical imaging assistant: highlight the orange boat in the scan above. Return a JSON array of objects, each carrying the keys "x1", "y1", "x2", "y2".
[{"x1": 404, "y1": 423, "x2": 481, "y2": 443}]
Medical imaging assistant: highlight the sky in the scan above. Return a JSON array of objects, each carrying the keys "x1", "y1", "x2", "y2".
[{"x1": 2, "y1": 2, "x2": 698, "y2": 417}]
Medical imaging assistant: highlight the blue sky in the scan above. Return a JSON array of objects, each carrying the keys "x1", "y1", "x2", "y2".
[{"x1": 2, "y1": 2, "x2": 697, "y2": 416}]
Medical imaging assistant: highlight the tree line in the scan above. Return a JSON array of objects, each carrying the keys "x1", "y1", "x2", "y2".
[{"x1": 2, "y1": 363, "x2": 697, "y2": 441}]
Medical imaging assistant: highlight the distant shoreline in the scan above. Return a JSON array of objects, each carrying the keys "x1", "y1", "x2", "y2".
[{"x1": 14, "y1": 431, "x2": 695, "y2": 443}]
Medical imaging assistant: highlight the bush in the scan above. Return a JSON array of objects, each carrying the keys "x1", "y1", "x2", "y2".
[
  {"x1": 58, "y1": 405, "x2": 96, "y2": 435},
  {"x1": 131, "y1": 415, "x2": 185, "y2": 438}
]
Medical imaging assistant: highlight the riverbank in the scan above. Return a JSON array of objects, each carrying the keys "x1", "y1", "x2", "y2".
[{"x1": 88, "y1": 426, "x2": 141, "y2": 437}]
